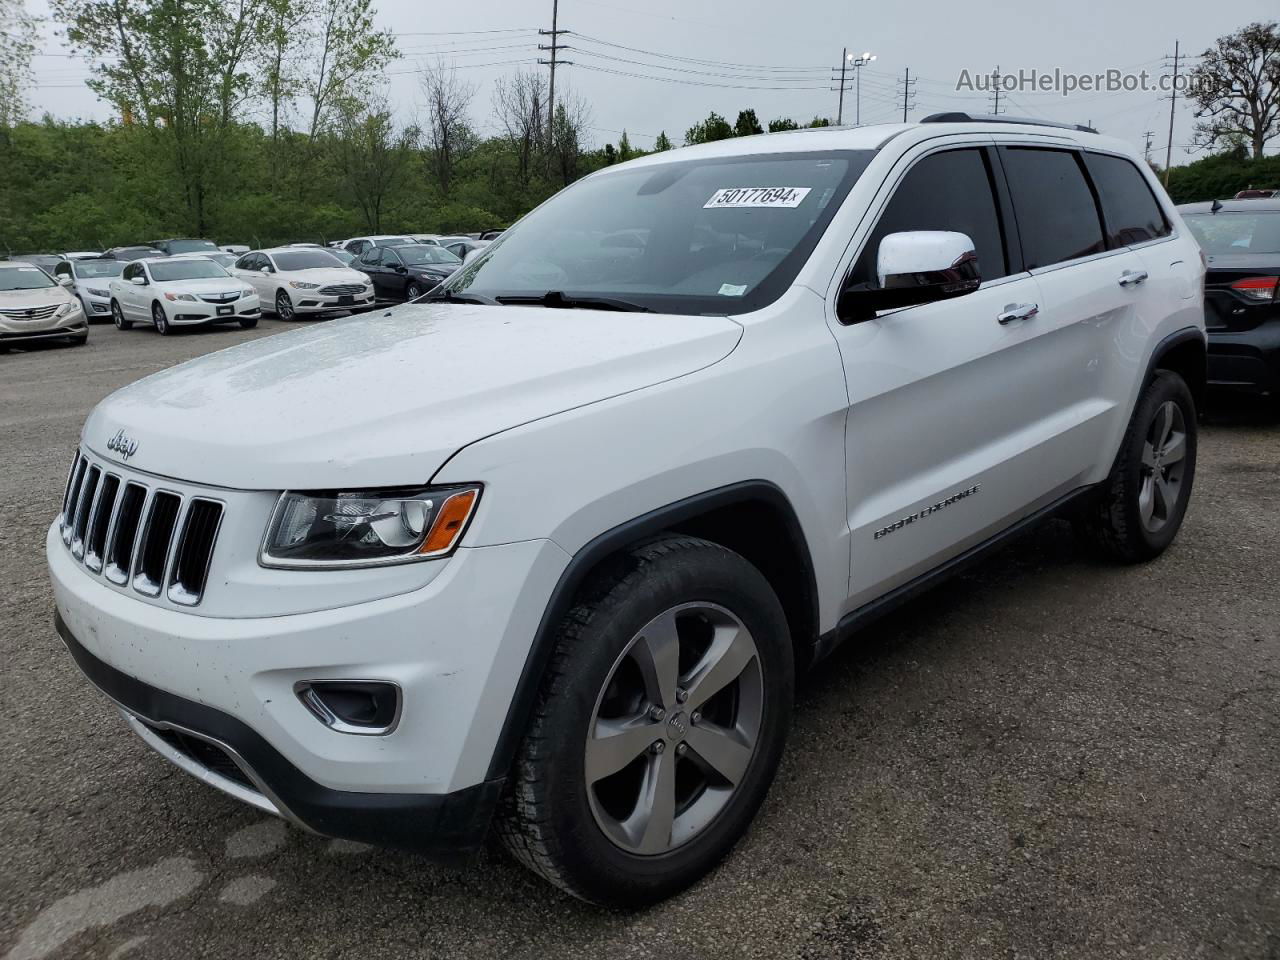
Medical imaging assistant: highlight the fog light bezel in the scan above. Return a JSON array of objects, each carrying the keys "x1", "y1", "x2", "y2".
[{"x1": 294, "y1": 679, "x2": 403, "y2": 736}]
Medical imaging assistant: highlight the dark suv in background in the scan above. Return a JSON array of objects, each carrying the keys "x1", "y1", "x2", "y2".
[{"x1": 1180, "y1": 198, "x2": 1280, "y2": 398}]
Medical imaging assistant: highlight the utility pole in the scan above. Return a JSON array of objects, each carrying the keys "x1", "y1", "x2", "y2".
[
  {"x1": 1163, "y1": 40, "x2": 1180, "y2": 188},
  {"x1": 990, "y1": 65, "x2": 1002, "y2": 115},
  {"x1": 539, "y1": 0, "x2": 571, "y2": 147},
  {"x1": 900, "y1": 67, "x2": 916, "y2": 122},
  {"x1": 1142, "y1": 130, "x2": 1155, "y2": 165},
  {"x1": 837, "y1": 47, "x2": 848, "y2": 126}
]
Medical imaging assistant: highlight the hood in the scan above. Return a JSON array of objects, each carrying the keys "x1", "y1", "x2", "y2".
[
  {"x1": 150, "y1": 277, "x2": 251, "y2": 294},
  {"x1": 84, "y1": 303, "x2": 742, "y2": 489},
  {"x1": 288, "y1": 268, "x2": 369, "y2": 284},
  {"x1": 0, "y1": 285, "x2": 72, "y2": 308}
]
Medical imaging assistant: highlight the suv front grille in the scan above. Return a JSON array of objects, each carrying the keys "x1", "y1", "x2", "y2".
[{"x1": 59, "y1": 451, "x2": 224, "y2": 607}]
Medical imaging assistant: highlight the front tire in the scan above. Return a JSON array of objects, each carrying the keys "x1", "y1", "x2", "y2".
[
  {"x1": 498, "y1": 535, "x2": 794, "y2": 907},
  {"x1": 275, "y1": 290, "x2": 294, "y2": 320},
  {"x1": 1074, "y1": 369, "x2": 1197, "y2": 562},
  {"x1": 111, "y1": 300, "x2": 132, "y2": 331},
  {"x1": 406, "y1": 282, "x2": 423, "y2": 300},
  {"x1": 151, "y1": 302, "x2": 171, "y2": 336},
  {"x1": 239, "y1": 316, "x2": 259, "y2": 329}
]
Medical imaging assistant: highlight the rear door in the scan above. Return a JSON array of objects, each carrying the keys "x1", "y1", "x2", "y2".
[
  {"x1": 827, "y1": 141, "x2": 1074, "y2": 609},
  {"x1": 998, "y1": 143, "x2": 1159, "y2": 477}
]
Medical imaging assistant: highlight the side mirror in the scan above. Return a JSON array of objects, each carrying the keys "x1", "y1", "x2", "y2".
[
  {"x1": 395, "y1": 264, "x2": 407, "y2": 274},
  {"x1": 262, "y1": 265, "x2": 274, "y2": 274},
  {"x1": 130, "y1": 275, "x2": 147, "y2": 286},
  {"x1": 838, "y1": 231, "x2": 981, "y2": 324},
  {"x1": 58, "y1": 276, "x2": 74, "y2": 287}
]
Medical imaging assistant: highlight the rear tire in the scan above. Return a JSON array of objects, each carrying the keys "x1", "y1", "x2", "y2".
[
  {"x1": 111, "y1": 300, "x2": 132, "y2": 331},
  {"x1": 497, "y1": 535, "x2": 794, "y2": 907},
  {"x1": 1074, "y1": 369, "x2": 1197, "y2": 562}
]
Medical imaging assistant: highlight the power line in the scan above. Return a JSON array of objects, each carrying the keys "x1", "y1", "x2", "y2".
[
  {"x1": 573, "y1": 62, "x2": 832, "y2": 91},
  {"x1": 571, "y1": 32, "x2": 829, "y2": 73}
]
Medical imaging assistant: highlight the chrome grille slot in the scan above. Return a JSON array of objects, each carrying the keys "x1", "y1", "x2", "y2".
[
  {"x1": 105, "y1": 483, "x2": 146, "y2": 585},
  {"x1": 61, "y1": 456, "x2": 87, "y2": 541},
  {"x1": 0, "y1": 304, "x2": 58, "y2": 321},
  {"x1": 85, "y1": 474, "x2": 120, "y2": 573},
  {"x1": 168, "y1": 499, "x2": 223, "y2": 606},
  {"x1": 319, "y1": 283, "x2": 364, "y2": 296},
  {"x1": 70, "y1": 466, "x2": 101, "y2": 559},
  {"x1": 133, "y1": 492, "x2": 181, "y2": 597}
]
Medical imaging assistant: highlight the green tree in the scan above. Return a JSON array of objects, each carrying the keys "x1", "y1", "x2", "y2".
[
  {"x1": 616, "y1": 129, "x2": 633, "y2": 160},
  {"x1": 808, "y1": 116, "x2": 831, "y2": 128},
  {"x1": 768, "y1": 117, "x2": 799, "y2": 132},
  {"x1": 0, "y1": 0, "x2": 38, "y2": 127},
  {"x1": 654, "y1": 130, "x2": 672, "y2": 151},
  {"x1": 255, "y1": 0, "x2": 314, "y2": 145},
  {"x1": 684, "y1": 111, "x2": 733, "y2": 145},
  {"x1": 733, "y1": 108, "x2": 762, "y2": 137},
  {"x1": 1190, "y1": 21, "x2": 1280, "y2": 160},
  {"x1": 332, "y1": 101, "x2": 413, "y2": 230},
  {"x1": 303, "y1": 0, "x2": 397, "y2": 139}
]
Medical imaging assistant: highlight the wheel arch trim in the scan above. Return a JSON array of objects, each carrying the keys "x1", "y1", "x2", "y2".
[{"x1": 483, "y1": 479, "x2": 817, "y2": 781}]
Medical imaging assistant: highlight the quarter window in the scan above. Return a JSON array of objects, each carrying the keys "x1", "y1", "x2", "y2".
[
  {"x1": 1000, "y1": 148, "x2": 1106, "y2": 269},
  {"x1": 1084, "y1": 152, "x2": 1172, "y2": 247},
  {"x1": 853, "y1": 148, "x2": 1009, "y2": 285}
]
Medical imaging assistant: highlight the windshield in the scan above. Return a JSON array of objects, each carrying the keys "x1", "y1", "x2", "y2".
[
  {"x1": 329, "y1": 249, "x2": 356, "y2": 265},
  {"x1": 272, "y1": 250, "x2": 344, "y2": 271},
  {"x1": 442, "y1": 151, "x2": 874, "y2": 314},
  {"x1": 167, "y1": 238, "x2": 219, "y2": 254},
  {"x1": 1184, "y1": 212, "x2": 1280, "y2": 255},
  {"x1": 149, "y1": 260, "x2": 229, "y2": 282},
  {"x1": 74, "y1": 260, "x2": 124, "y2": 279},
  {"x1": 399, "y1": 246, "x2": 461, "y2": 265},
  {"x1": 0, "y1": 266, "x2": 56, "y2": 290}
]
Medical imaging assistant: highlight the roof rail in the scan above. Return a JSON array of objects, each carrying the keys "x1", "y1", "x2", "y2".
[{"x1": 920, "y1": 112, "x2": 1098, "y2": 135}]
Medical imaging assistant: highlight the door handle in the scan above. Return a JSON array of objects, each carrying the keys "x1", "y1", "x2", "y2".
[
  {"x1": 997, "y1": 302, "x2": 1039, "y2": 324},
  {"x1": 1118, "y1": 270, "x2": 1149, "y2": 287}
]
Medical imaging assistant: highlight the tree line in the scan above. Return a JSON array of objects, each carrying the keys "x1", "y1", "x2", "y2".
[{"x1": 0, "y1": 5, "x2": 1276, "y2": 253}]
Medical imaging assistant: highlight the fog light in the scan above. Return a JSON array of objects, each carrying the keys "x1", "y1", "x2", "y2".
[{"x1": 294, "y1": 680, "x2": 401, "y2": 736}]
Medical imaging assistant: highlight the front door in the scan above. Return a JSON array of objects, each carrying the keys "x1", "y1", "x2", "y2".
[{"x1": 826, "y1": 142, "x2": 1089, "y2": 611}]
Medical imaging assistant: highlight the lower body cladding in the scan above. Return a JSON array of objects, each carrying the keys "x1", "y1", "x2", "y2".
[
  {"x1": 47, "y1": 525, "x2": 571, "y2": 861},
  {"x1": 1207, "y1": 321, "x2": 1280, "y2": 395}
]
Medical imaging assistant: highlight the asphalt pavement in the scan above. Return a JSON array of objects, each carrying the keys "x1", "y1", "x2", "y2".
[{"x1": 1, "y1": 317, "x2": 1277, "y2": 959}]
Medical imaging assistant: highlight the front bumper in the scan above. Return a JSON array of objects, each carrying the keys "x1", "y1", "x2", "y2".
[
  {"x1": 0, "y1": 303, "x2": 86, "y2": 342},
  {"x1": 48, "y1": 521, "x2": 570, "y2": 857},
  {"x1": 292, "y1": 290, "x2": 376, "y2": 313},
  {"x1": 56, "y1": 612, "x2": 500, "y2": 862},
  {"x1": 80, "y1": 292, "x2": 112, "y2": 320},
  {"x1": 1207, "y1": 320, "x2": 1280, "y2": 394},
  {"x1": 169, "y1": 297, "x2": 260, "y2": 325}
]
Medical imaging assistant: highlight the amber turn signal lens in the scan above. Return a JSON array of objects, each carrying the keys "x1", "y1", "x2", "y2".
[{"x1": 420, "y1": 488, "x2": 479, "y2": 554}]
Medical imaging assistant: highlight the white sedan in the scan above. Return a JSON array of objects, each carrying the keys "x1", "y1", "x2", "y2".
[
  {"x1": 232, "y1": 246, "x2": 374, "y2": 319},
  {"x1": 108, "y1": 257, "x2": 260, "y2": 335}
]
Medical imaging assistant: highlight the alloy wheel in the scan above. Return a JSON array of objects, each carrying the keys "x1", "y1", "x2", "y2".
[
  {"x1": 276, "y1": 291, "x2": 293, "y2": 320},
  {"x1": 152, "y1": 304, "x2": 169, "y2": 335},
  {"x1": 1139, "y1": 399, "x2": 1187, "y2": 533},
  {"x1": 407, "y1": 283, "x2": 423, "y2": 300},
  {"x1": 585, "y1": 602, "x2": 763, "y2": 856},
  {"x1": 111, "y1": 302, "x2": 124, "y2": 329}
]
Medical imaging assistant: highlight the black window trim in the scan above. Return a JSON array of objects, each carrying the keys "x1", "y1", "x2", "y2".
[
  {"x1": 995, "y1": 143, "x2": 1121, "y2": 275},
  {"x1": 1080, "y1": 147, "x2": 1177, "y2": 253},
  {"x1": 837, "y1": 141, "x2": 1028, "y2": 321}
]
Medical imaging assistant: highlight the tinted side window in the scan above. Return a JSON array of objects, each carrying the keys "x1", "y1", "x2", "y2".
[
  {"x1": 359, "y1": 248, "x2": 381, "y2": 266},
  {"x1": 1001, "y1": 148, "x2": 1106, "y2": 269},
  {"x1": 234, "y1": 255, "x2": 252, "y2": 270},
  {"x1": 853, "y1": 148, "x2": 1008, "y2": 284},
  {"x1": 1084, "y1": 152, "x2": 1171, "y2": 247},
  {"x1": 122, "y1": 263, "x2": 137, "y2": 281}
]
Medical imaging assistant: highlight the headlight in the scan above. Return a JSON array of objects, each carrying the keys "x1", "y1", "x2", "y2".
[
  {"x1": 163, "y1": 292, "x2": 197, "y2": 302},
  {"x1": 87, "y1": 287, "x2": 109, "y2": 297},
  {"x1": 290, "y1": 281, "x2": 321, "y2": 290},
  {"x1": 260, "y1": 484, "x2": 481, "y2": 568},
  {"x1": 56, "y1": 301, "x2": 80, "y2": 316}
]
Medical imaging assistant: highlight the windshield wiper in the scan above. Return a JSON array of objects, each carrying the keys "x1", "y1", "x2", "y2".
[
  {"x1": 495, "y1": 291, "x2": 654, "y2": 313},
  {"x1": 423, "y1": 288, "x2": 499, "y2": 305}
]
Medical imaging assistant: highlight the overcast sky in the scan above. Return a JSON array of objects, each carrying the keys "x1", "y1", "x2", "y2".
[{"x1": 24, "y1": 0, "x2": 1279, "y2": 165}]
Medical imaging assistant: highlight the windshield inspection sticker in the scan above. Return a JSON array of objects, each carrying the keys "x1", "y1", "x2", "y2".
[
  {"x1": 704, "y1": 186, "x2": 811, "y2": 209},
  {"x1": 718, "y1": 283, "x2": 748, "y2": 297}
]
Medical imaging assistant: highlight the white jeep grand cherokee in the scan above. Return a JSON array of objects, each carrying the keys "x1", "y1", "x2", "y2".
[{"x1": 48, "y1": 117, "x2": 1205, "y2": 907}]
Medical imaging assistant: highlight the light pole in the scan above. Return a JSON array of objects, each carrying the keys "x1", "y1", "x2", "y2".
[{"x1": 851, "y1": 51, "x2": 876, "y2": 126}]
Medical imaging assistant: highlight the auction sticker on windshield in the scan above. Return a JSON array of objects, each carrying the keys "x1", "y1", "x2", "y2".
[{"x1": 704, "y1": 187, "x2": 811, "y2": 209}]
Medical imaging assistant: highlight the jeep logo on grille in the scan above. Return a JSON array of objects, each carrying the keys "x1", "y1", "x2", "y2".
[{"x1": 106, "y1": 429, "x2": 138, "y2": 461}]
